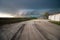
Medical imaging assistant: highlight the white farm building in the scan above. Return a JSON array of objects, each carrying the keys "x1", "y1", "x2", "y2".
[{"x1": 48, "y1": 13, "x2": 60, "y2": 21}]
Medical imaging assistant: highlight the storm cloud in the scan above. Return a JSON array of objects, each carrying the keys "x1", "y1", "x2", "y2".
[{"x1": 0, "y1": 0, "x2": 60, "y2": 13}]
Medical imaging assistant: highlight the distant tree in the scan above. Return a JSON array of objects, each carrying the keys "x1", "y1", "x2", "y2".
[{"x1": 43, "y1": 12, "x2": 49, "y2": 19}]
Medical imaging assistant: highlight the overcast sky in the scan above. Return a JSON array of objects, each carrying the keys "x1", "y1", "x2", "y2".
[{"x1": 0, "y1": 0, "x2": 60, "y2": 13}]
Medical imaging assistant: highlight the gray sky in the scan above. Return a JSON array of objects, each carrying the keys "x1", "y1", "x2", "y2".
[{"x1": 0, "y1": 0, "x2": 60, "y2": 13}]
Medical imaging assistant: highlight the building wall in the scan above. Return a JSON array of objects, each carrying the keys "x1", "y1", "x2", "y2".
[{"x1": 48, "y1": 14, "x2": 60, "y2": 21}]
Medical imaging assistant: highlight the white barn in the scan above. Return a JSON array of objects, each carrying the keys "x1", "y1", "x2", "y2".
[{"x1": 48, "y1": 13, "x2": 60, "y2": 21}]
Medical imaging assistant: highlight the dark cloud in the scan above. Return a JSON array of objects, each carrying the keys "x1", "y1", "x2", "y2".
[{"x1": 0, "y1": 0, "x2": 60, "y2": 13}]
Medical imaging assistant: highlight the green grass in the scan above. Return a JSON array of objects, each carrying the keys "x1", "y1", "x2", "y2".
[
  {"x1": 49, "y1": 21, "x2": 60, "y2": 25},
  {"x1": 0, "y1": 17, "x2": 37, "y2": 25}
]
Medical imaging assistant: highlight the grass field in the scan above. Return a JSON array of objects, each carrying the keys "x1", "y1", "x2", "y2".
[
  {"x1": 49, "y1": 21, "x2": 60, "y2": 25},
  {"x1": 0, "y1": 17, "x2": 37, "y2": 25}
]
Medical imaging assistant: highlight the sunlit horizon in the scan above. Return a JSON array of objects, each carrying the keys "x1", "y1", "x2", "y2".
[{"x1": 0, "y1": 12, "x2": 15, "y2": 18}]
